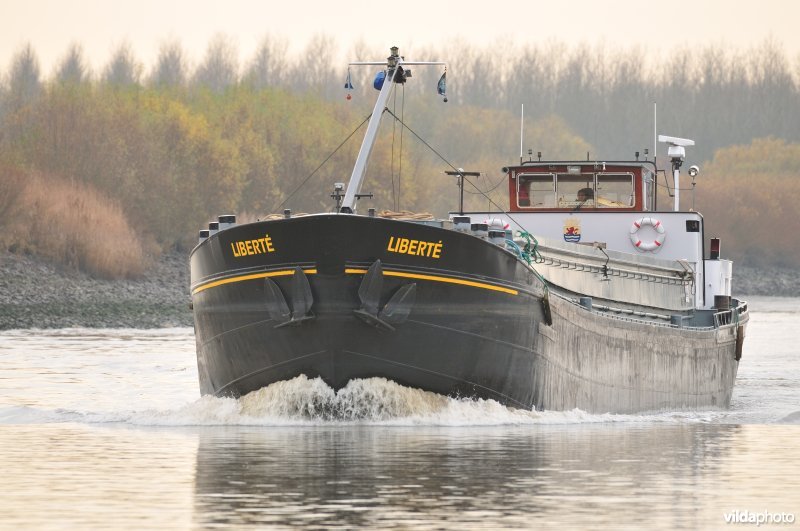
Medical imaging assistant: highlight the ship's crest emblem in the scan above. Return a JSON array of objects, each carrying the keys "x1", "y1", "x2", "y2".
[{"x1": 563, "y1": 217, "x2": 581, "y2": 243}]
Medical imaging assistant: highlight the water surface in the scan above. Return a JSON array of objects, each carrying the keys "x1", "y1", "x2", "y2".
[{"x1": 1, "y1": 297, "x2": 798, "y2": 529}]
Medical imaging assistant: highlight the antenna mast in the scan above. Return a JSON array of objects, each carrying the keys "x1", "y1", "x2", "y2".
[
  {"x1": 340, "y1": 47, "x2": 446, "y2": 213},
  {"x1": 520, "y1": 104, "x2": 524, "y2": 164},
  {"x1": 653, "y1": 102, "x2": 657, "y2": 169}
]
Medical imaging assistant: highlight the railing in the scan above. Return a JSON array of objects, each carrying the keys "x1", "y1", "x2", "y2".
[
  {"x1": 536, "y1": 253, "x2": 692, "y2": 286},
  {"x1": 713, "y1": 300, "x2": 749, "y2": 328},
  {"x1": 555, "y1": 292, "x2": 750, "y2": 331},
  {"x1": 553, "y1": 292, "x2": 687, "y2": 329}
]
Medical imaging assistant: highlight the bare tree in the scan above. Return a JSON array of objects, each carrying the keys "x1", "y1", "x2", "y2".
[
  {"x1": 56, "y1": 43, "x2": 89, "y2": 84},
  {"x1": 103, "y1": 43, "x2": 142, "y2": 86},
  {"x1": 504, "y1": 42, "x2": 564, "y2": 120},
  {"x1": 747, "y1": 38, "x2": 796, "y2": 138},
  {"x1": 193, "y1": 34, "x2": 239, "y2": 92},
  {"x1": 243, "y1": 35, "x2": 289, "y2": 89},
  {"x1": 287, "y1": 34, "x2": 338, "y2": 97},
  {"x1": 149, "y1": 40, "x2": 188, "y2": 88},
  {"x1": 456, "y1": 43, "x2": 500, "y2": 106},
  {"x1": 6, "y1": 43, "x2": 41, "y2": 109}
]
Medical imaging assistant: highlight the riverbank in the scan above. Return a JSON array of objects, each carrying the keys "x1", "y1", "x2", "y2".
[
  {"x1": 0, "y1": 251, "x2": 797, "y2": 330},
  {"x1": 0, "y1": 251, "x2": 192, "y2": 330},
  {"x1": 735, "y1": 265, "x2": 800, "y2": 299}
]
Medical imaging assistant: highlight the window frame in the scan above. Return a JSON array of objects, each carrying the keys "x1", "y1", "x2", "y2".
[
  {"x1": 595, "y1": 172, "x2": 635, "y2": 208},
  {"x1": 517, "y1": 172, "x2": 556, "y2": 208}
]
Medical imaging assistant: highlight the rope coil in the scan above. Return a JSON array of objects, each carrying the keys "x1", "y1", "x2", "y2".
[{"x1": 378, "y1": 210, "x2": 434, "y2": 220}]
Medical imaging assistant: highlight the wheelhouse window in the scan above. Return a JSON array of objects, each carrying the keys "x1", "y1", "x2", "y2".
[
  {"x1": 516, "y1": 170, "x2": 636, "y2": 209},
  {"x1": 596, "y1": 173, "x2": 634, "y2": 208},
  {"x1": 518, "y1": 174, "x2": 555, "y2": 208},
  {"x1": 556, "y1": 174, "x2": 594, "y2": 207}
]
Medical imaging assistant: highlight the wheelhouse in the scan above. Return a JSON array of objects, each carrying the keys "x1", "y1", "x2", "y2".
[{"x1": 507, "y1": 162, "x2": 657, "y2": 213}]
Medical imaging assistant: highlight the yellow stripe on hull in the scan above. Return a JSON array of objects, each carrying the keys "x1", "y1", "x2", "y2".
[
  {"x1": 193, "y1": 267, "x2": 517, "y2": 296},
  {"x1": 192, "y1": 269, "x2": 317, "y2": 295},
  {"x1": 346, "y1": 268, "x2": 517, "y2": 295}
]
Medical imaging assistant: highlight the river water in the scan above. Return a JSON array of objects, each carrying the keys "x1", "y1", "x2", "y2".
[{"x1": 0, "y1": 297, "x2": 798, "y2": 529}]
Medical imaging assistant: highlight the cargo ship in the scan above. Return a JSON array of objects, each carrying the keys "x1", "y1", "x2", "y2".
[{"x1": 190, "y1": 47, "x2": 748, "y2": 413}]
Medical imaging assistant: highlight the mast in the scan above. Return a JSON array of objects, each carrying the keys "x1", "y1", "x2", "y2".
[
  {"x1": 340, "y1": 47, "x2": 445, "y2": 213},
  {"x1": 658, "y1": 135, "x2": 694, "y2": 212}
]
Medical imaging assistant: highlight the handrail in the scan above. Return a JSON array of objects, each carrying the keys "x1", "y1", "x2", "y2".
[{"x1": 554, "y1": 291, "x2": 749, "y2": 331}]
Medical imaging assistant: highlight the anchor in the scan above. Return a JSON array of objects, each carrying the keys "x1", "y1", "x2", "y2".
[
  {"x1": 264, "y1": 267, "x2": 315, "y2": 328},
  {"x1": 353, "y1": 260, "x2": 416, "y2": 331}
]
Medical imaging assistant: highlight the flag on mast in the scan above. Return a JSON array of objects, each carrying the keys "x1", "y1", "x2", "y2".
[{"x1": 437, "y1": 69, "x2": 446, "y2": 96}]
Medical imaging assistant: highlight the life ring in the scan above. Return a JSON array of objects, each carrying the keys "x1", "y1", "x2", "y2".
[
  {"x1": 629, "y1": 217, "x2": 666, "y2": 251},
  {"x1": 484, "y1": 218, "x2": 510, "y2": 230}
]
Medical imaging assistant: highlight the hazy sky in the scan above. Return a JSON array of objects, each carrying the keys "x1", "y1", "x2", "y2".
[{"x1": 2, "y1": 0, "x2": 799, "y2": 75}]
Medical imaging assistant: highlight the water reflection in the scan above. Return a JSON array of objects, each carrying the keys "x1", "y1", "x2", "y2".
[
  {"x1": 1, "y1": 422, "x2": 798, "y2": 529},
  {"x1": 191, "y1": 424, "x2": 750, "y2": 529},
  {"x1": 0, "y1": 424, "x2": 198, "y2": 529}
]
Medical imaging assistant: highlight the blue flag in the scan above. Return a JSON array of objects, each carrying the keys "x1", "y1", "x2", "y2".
[
  {"x1": 373, "y1": 71, "x2": 386, "y2": 91},
  {"x1": 344, "y1": 70, "x2": 353, "y2": 90},
  {"x1": 437, "y1": 71, "x2": 447, "y2": 96}
]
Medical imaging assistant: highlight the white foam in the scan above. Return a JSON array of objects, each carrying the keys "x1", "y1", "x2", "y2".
[
  {"x1": 1, "y1": 375, "x2": 731, "y2": 427},
  {"x1": 117, "y1": 376, "x2": 727, "y2": 427}
]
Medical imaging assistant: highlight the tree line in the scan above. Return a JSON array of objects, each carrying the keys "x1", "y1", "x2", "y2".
[
  {"x1": 4, "y1": 36, "x2": 799, "y2": 160},
  {"x1": 0, "y1": 37, "x2": 797, "y2": 276}
]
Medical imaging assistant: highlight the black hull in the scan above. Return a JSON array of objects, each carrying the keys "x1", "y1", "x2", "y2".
[{"x1": 191, "y1": 215, "x2": 547, "y2": 409}]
